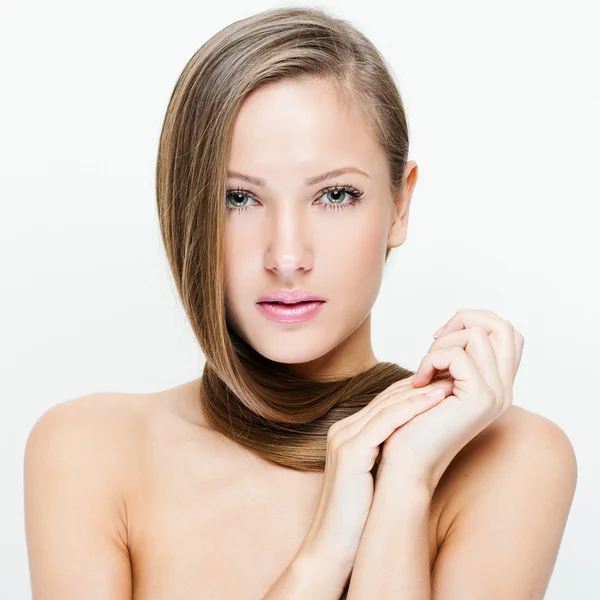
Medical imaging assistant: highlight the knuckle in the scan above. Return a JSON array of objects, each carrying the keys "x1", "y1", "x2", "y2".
[
  {"x1": 370, "y1": 405, "x2": 391, "y2": 423},
  {"x1": 371, "y1": 402, "x2": 402, "y2": 425},
  {"x1": 406, "y1": 393, "x2": 423, "y2": 405},
  {"x1": 327, "y1": 436, "x2": 344, "y2": 458},
  {"x1": 482, "y1": 388, "x2": 497, "y2": 407},
  {"x1": 379, "y1": 403, "x2": 399, "y2": 417},
  {"x1": 327, "y1": 424, "x2": 347, "y2": 450},
  {"x1": 327, "y1": 424, "x2": 339, "y2": 442},
  {"x1": 327, "y1": 427, "x2": 343, "y2": 450},
  {"x1": 471, "y1": 326, "x2": 487, "y2": 340},
  {"x1": 337, "y1": 439, "x2": 357, "y2": 461},
  {"x1": 450, "y1": 346, "x2": 464, "y2": 358}
]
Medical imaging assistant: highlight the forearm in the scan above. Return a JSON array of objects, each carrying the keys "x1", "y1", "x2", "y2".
[
  {"x1": 262, "y1": 547, "x2": 351, "y2": 600},
  {"x1": 347, "y1": 483, "x2": 432, "y2": 600}
]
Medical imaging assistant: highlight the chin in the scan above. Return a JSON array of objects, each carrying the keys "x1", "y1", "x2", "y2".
[{"x1": 252, "y1": 339, "x2": 334, "y2": 366}]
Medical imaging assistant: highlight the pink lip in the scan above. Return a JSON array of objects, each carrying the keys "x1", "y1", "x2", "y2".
[
  {"x1": 257, "y1": 289, "x2": 325, "y2": 304},
  {"x1": 257, "y1": 300, "x2": 325, "y2": 323}
]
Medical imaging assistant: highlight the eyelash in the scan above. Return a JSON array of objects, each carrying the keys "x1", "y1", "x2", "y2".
[{"x1": 225, "y1": 183, "x2": 365, "y2": 214}]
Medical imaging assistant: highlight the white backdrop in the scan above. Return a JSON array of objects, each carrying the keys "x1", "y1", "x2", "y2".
[{"x1": 1, "y1": 0, "x2": 598, "y2": 597}]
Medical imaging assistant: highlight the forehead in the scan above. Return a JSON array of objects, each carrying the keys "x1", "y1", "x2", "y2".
[{"x1": 228, "y1": 77, "x2": 383, "y2": 181}]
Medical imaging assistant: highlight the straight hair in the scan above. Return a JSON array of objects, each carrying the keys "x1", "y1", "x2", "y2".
[{"x1": 156, "y1": 5, "x2": 416, "y2": 474}]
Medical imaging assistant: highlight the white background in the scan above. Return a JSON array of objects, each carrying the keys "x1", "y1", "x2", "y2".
[{"x1": 1, "y1": 0, "x2": 598, "y2": 597}]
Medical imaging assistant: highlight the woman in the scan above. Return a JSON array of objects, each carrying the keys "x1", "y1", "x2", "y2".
[{"x1": 24, "y1": 6, "x2": 577, "y2": 599}]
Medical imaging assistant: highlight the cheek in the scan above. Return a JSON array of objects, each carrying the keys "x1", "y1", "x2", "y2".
[
  {"x1": 224, "y1": 222, "x2": 254, "y2": 277},
  {"x1": 323, "y1": 218, "x2": 388, "y2": 285},
  {"x1": 223, "y1": 225, "x2": 265, "y2": 322},
  {"x1": 224, "y1": 251, "x2": 247, "y2": 302},
  {"x1": 223, "y1": 235, "x2": 242, "y2": 308}
]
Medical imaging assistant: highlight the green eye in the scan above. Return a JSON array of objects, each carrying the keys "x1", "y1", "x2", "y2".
[
  {"x1": 316, "y1": 186, "x2": 363, "y2": 209},
  {"x1": 226, "y1": 189, "x2": 257, "y2": 210},
  {"x1": 225, "y1": 184, "x2": 364, "y2": 213}
]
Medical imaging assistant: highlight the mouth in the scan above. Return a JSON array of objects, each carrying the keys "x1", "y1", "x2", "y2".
[
  {"x1": 259, "y1": 300, "x2": 323, "y2": 306},
  {"x1": 256, "y1": 300, "x2": 326, "y2": 323}
]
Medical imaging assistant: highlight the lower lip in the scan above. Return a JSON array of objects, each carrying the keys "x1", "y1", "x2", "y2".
[{"x1": 257, "y1": 301, "x2": 325, "y2": 323}]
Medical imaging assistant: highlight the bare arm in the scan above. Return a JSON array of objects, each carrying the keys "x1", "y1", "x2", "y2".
[
  {"x1": 345, "y1": 409, "x2": 577, "y2": 600},
  {"x1": 24, "y1": 395, "x2": 135, "y2": 599},
  {"x1": 261, "y1": 547, "x2": 352, "y2": 600},
  {"x1": 346, "y1": 485, "x2": 432, "y2": 599},
  {"x1": 261, "y1": 378, "x2": 455, "y2": 600}
]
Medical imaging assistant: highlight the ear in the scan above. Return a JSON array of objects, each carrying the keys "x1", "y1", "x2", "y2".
[{"x1": 388, "y1": 160, "x2": 418, "y2": 249}]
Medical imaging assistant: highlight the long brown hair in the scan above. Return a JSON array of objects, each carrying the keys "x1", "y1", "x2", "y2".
[{"x1": 156, "y1": 5, "x2": 415, "y2": 473}]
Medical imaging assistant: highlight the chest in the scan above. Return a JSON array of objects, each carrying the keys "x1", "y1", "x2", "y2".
[
  {"x1": 128, "y1": 464, "x2": 444, "y2": 599},
  {"x1": 130, "y1": 482, "x2": 316, "y2": 598}
]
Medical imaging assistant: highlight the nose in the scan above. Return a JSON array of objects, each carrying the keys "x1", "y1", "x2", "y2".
[{"x1": 264, "y1": 204, "x2": 313, "y2": 281}]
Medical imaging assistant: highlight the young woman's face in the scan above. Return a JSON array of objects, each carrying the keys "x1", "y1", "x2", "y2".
[{"x1": 224, "y1": 76, "x2": 417, "y2": 376}]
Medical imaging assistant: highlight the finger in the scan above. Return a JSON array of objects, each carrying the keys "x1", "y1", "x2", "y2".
[
  {"x1": 327, "y1": 377, "x2": 414, "y2": 438},
  {"x1": 350, "y1": 390, "x2": 450, "y2": 452},
  {"x1": 412, "y1": 346, "x2": 498, "y2": 407},
  {"x1": 359, "y1": 379, "x2": 455, "y2": 423},
  {"x1": 336, "y1": 379, "x2": 454, "y2": 441},
  {"x1": 431, "y1": 309, "x2": 516, "y2": 392},
  {"x1": 414, "y1": 327, "x2": 501, "y2": 393}
]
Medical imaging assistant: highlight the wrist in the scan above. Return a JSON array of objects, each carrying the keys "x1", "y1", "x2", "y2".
[
  {"x1": 262, "y1": 548, "x2": 350, "y2": 600},
  {"x1": 291, "y1": 547, "x2": 352, "y2": 596},
  {"x1": 375, "y1": 457, "x2": 438, "y2": 499},
  {"x1": 374, "y1": 472, "x2": 434, "y2": 507}
]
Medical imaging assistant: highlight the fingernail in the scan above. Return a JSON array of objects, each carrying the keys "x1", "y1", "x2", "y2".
[
  {"x1": 433, "y1": 325, "x2": 445, "y2": 338},
  {"x1": 426, "y1": 388, "x2": 445, "y2": 398}
]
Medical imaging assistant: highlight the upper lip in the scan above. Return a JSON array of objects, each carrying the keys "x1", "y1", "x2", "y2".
[{"x1": 257, "y1": 289, "x2": 326, "y2": 304}]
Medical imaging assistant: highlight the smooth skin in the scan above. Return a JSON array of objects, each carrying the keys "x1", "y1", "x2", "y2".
[
  {"x1": 24, "y1": 75, "x2": 577, "y2": 599},
  {"x1": 23, "y1": 384, "x2": 577, "y2": 599},
  {"x1": 345, "y1": 308, "x2": 573, "y2": 598}
]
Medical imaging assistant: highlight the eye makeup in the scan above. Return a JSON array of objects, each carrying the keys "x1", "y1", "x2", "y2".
[{"x1": 225, "y1": 183, "x2": 365, "y2": 214}]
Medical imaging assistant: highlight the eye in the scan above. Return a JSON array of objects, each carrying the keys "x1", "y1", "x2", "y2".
[
  {"x1": 315, "y1": 184, "x2": 364, "y2": 211},
  {"x1": 225, "y1": 183, "x2": 365, "y2": 213},
  {"x1": 225, "y1": 188, "x2": 259, "y2": 212}
]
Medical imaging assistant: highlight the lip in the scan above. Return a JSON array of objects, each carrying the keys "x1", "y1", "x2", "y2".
[
  {"x1": 257, "y1": 300, "x2": 325, "y2": 323},
  {"x1": 257, "y1": 289, "x2": 326, "y2": 304}
]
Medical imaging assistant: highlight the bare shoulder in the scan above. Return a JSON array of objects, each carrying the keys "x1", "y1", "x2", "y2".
[
  {"x1": 25, "y1": 390, "x2": 153, "y2": 506},
  {"x1": 435, "y1": 404, "x2": 578, "y2": 544},
  {"x1": 427, "y1": 408, "x2": 578, "y2": 596},
  {"x1": 23, "y1": 390, "x2": 166, "y2": 598},
  {"x1": 25, "y1": 378, "x2": 205, "y2": 481},
  {"x1": 26, "y1": 390, "x2": 151, "y2": 455},
  {"x1": 24, "y1": 381, "x2": 201, "y2": 548}
]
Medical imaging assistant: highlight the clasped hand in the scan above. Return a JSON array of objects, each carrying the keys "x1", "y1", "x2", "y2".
[{"x1": 376, "y1": 307, "x2": 525, "y2": 495}]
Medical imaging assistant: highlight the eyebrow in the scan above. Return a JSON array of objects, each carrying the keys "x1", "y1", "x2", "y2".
[{"x1": 226, "y1": 167, "x2": 371, "y2": 186}]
